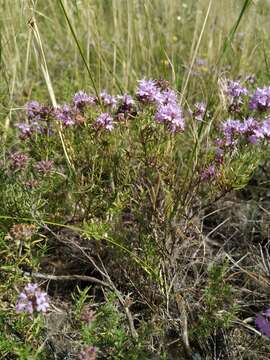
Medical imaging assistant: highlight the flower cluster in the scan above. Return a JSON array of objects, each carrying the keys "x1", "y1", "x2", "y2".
[
  {"x1": 17, "y1": 79, "x2": 270, "y2": 148},
  {"x1": 100, "y1": 90, "x2": 117, "y2": 108},
  {"x1": 17, "y1": 101, "x2": 54, "y2": 139},
  {"x1": 218, "y1": 117, "x2": 270, "y2": 147},
  {"x1": 199, "y1": 79, "x2": 270, "y2": 181},
  {"x1": 16, "y1": 283, "x2": 49, "y2": 314},
  {"x1": 136, "y1": 79, "x2": 177, "y2": 106},
  {"x1": 135, "y1": 79, "x2": 185, "y2": 132},
  {"x1": 17, "y1": 121, "x2": 43, "y2": 139},
  {"x1": 115, "y1": 94, "x2": 136, "y2": 120},
  {"x1": 16, "y1": 80, "x2": 186, "y2": 139},
  {"x1": 27, "y1": 101, "x2": 52, "y2": 121}
]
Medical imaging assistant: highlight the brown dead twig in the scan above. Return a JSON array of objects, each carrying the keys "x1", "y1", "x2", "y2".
[{"x1": 24, "y1": 271, "x2": 112, "y2": 289}]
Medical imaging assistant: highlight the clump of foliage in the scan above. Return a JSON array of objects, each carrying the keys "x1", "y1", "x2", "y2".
[
  {"x1": 3, "y1": 1, "x2": 270, "y2": 358},
  {"x1": 1, "y1": 76, "x2": 270, "y2": 358}
]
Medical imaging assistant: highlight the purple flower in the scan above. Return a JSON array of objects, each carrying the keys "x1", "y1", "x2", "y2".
[
  {"x1": 222, "y1": 119, "x2": 242, "y2": 134},
  {"x1": 54, "y1": 104, "x2": 75, "y2": 126},
  {"x1": 27, "y1": 101, "x2": 51, "y2": 121},
  {"x1": 155, "y1": 103, "x2": 185, "y2": 132},
  {"x1": 136, "y1": 79, "x2": 160, "y2": 104},
  {"x1": 169, "y1": 116, "x2": 185, "y2": 133},
  {"x1": 255, "y1": 308, "x2": 270, "y2": 338},
  {"x1": 117, "y1": 94, "x2": 134, "y2": 110},
  {"x1": 214, "y1": 147, "x2": 224, "y2": 165},
  {"x1": 201, "y1": 164, "x2": 216, "y2": 181},
  {"x1": 78, "y1": 346, "x2": 97, "y2": 360},
  {"x1": 240, "y1": 117, "x2": 258, "y2": 132},
  {"x1": 260, "y1": 118, "x2": 270, "y2": 140},
  {"x1": 136, "y1": 79, "x2": 180, "y2": 108},
  {"x1": 100, "y1": 90, "x2": 117, "y2": 108},
  {"x1": 225, "y1": 80, "x2": 248, "y2": 113},
  {"x1": 36, "y1": 292, "x2": 50, "y2": 312},
  {"x1": 17, "y1": 122, "x2": 32, "y2": 137},
  {"x1": 94, "y1": 113, "x2": 114, "y2": 131},
  {"x1": 240, "y1": 117, "x2": 262, "y2": 144},
  {"x1": 220, "y1": 118, "x2": 265, "y2": 146},
  {"x1": 250, "y1": 87, "x2": 270, "y2": 111},
  {"x1": 27, "y1": 101, "x2": 42, "y2": 120},
  {"x1": 221, "y1": 119, "x2": 242, "y2": 146},
  {"x1": 80, "y1": 307, "x2": 96, "y2": 324},
  {"x1": 155, "y1": 89, "x2": 178, "y2": 107},
  {"x1": 16, "y1": 283, "x2": 49, "y2": 314},
  {"x1": 25, "y1": 283, "x2": 38, "y2": 292},
  {"x1": 10, "y1": 153, "x2": 29, "y2": 170},
  {"x1": 115, "y1": 95, "x2": 136, "y2": 120},
  {"x1": 226, "y1": 80, "x2": 248, "y2": 98},
  {"x1": 17, "y1": 119, "x2": 51, "y2": 138},
  {"x1": 34, "y1": 160, "x2": 54, "y2": 174},
  {"x1": 73, "y1": 91, "x2": 96, "y2": 110}
]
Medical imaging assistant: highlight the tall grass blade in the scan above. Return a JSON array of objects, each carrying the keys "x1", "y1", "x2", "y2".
[
  {"x1": 218, "y1": 0, "x2": 253, "y2": 64},
  {"x1": 180, "y1": 0, "x2": 213, "y2": 104},
  {"x1": 58, "y1": 0, "x2": 100, "y2": 102}
]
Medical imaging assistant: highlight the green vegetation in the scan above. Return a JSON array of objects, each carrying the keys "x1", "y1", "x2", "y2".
[{"x1": 1, "y1": 0, "x2": 270, "y2": 359}]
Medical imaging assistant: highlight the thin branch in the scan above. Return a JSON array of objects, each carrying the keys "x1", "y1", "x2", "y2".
[{"x1": 23, "y1": 271, "x2": 112, "y2": 289}]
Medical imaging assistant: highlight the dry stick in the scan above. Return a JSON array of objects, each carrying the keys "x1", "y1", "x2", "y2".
[
  {"x1": 24, "y1": 271, "x2": 112, "y2": 289},
  {"x1": 174, "y1": 293, "x2": 192, "y2": 359},
  {"x1": 225, "y1": 253, "x2": 270, "y2": 287}
]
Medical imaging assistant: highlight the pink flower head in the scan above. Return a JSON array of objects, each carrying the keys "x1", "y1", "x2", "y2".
[
  {"x1": 34, "y1": 160, "x2": 54, "y2": 174},
  {"x1": 94, "y1": 113, "x2": 114, "y2": 131},
  {"x1": 16, "y1": 283, "x2": 49, "y2": 314},
  {"x1": 100, "y1": 90, "x2": 117, "y2": 108},
  {"x1": 10, "y1": 153, "x2": 29, "y2": 170},
  {"x1": 73, "y1": 91, "x2": 96, "y2": 110},
  {"x1": 136, "y1": 79, "x2": 160, "y2": 104},
  {"x1": 250, "y1": 87, "x2": 270, "y2": 111},
  {"x1": 78, "y1": 346, "x2": 97, "y2": 360},
  {"x1": 155, "y1": 103, "x2": 185, "y2": 132}
]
